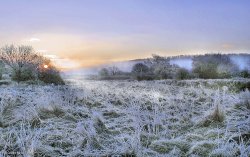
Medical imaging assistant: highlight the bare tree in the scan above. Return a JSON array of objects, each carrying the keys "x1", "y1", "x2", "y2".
[
  {"x1": 132, "y1": 63, "x2": 149, "y2": 76},
  {"x1": 0, "y1": 44, "x2": 43, "y2": 82},
  {"x1": 108, "y1": 66, "x2": 120, "y2": 76}
]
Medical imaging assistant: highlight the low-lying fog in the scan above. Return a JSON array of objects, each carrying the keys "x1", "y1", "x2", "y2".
[{"x1": 63, "y1": 54, "x2": 250, "y2": 78}]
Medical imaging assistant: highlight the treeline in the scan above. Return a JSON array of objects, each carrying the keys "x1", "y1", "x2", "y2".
[
  {"x1": 0, "y1": 45, "x2": 64, "y2": 85},
  {"x1": 98, "y1": 54, "x2": 250, "y2": 80}
]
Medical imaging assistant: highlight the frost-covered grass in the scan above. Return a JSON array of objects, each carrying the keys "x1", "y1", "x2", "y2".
[{"x1": 0, "y1": 79, "x2": 250, "y2": 156}]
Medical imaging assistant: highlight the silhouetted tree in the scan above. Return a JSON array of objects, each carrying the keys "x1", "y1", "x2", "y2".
[
  {"x1": 132, "y1": 63, "x2": 152, "y2": 80},
  {"x1": 132, "y1": 63, "x2": 149, "y2": 75},
  {"x1": 144, "y1": 54, "x2": 176, "y2": 79},
  {"x1": 108, "y1": 66, "x2": 120, "y2": 76}
]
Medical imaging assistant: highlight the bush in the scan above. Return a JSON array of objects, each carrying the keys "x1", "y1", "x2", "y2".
[
  {"x1": 240, "y1": 69, "x2": 250, "y2": 78},
  {"x1": 0, "y1": 80, "x2": 11, "y2": 86},
  {"x1": 192, "y1": 62, "x2": 218, "y2": 79},
  {"x1": 192, "y1": 54, "x2": 239, "y2": 79},
  {"x1": 38, "y1": 68, "x2": 65, "y2": 85},
  {"x1": 236, "y1": 81, "x2": 250, "y2": 91},
  {"x1": 135, "y1": 74, "x2": 154, "y2": 81},
  {"x1": 132, "y1": 63, "x2": 154, "y2": 80},
  {"x1": 176, "y1": 68, "x2": 190, "y2": 80},
  {"x1": 98, "y1": 75, "x2": 131, "y2": 80},
  {"x1": 200, "y1": 104, "x2": 224, "y2": 127},
  {"x1": 11, "y1": 67, "x2": 35, "y2": 82},
  {"x1": 132, "y1": 63, "x2": 149, "y2": 74},
  {"x1": 98, "y1": 68, "x2": 109, "y2": 77},
  {"x1": 38, "y1": 105, "x2": 65, "y2": 119},
  {"x1": 217, "y1": 64, "x2": 239, "y2": 78}
]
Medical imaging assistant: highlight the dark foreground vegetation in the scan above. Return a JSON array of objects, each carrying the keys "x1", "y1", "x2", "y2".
[
  {"x1": 98, "y1": 54, "x2": 250, "y2": 81},
  {"x1": 0, "y1": 45, "x2": 64, "y2": 85}
]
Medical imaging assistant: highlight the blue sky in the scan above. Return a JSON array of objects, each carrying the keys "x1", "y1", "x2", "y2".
[{"x1": 0, "y1": 0, "x2": 249, "y2": 68}]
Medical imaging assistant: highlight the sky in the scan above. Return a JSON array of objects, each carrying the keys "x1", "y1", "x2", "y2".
[{"x1": 0, "y1": 0, "x2": 249, "y2": 69}]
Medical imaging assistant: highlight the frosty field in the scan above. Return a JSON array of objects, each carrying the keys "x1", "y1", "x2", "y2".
[{"x1": 0, "y1": 79, "x2": 249, "y2": 157}]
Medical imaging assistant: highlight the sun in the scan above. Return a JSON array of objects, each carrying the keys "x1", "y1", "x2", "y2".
[{"x1": 43, "y1": 65, "x2": 49, "y2": 69}]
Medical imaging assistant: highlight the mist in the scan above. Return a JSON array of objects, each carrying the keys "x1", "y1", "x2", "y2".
[
  {"x1": 230, "y1": 55, "x2": 250, "y2": 70},
  {"x1": 169, "y1": 58, "x2": 193, "y2": 70},
  {"x1": 63, "y1": 54, "x2": 250, "y2": 79}
]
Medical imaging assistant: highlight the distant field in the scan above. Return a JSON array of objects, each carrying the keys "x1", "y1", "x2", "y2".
[{"x1": 0, "y1": 79, "x2": 249, "y2": 156}]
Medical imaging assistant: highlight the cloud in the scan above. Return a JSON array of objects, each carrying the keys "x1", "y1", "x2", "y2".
[
  {"x1": 29, "y1": 38, "x2": 40, "y2": 42},
  {"x1": 44, "y1": 54, "x2": 81, "y2": 70},
  {"x1": 37, "y1": 49, "x2": 48, "y2": 53},
  {"x1": 44, "y1": 54, "x2": 59, "y2": 59},
  {"x1": 55, "y1": 58, "x2": 81, "y2": 70}
]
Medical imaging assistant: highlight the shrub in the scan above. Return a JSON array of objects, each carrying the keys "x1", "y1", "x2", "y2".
[
  {"x1": 217, "y1": 63, "x2": 239, "y2": 78},
  {"x1": 192, "y1": 54, "x2": 239, "y2": 79},
  {"x1": 38, "y1": 68, "x2": 65, "y2": 85},
  {"x1": 108, "y1": 66, "x2": 121, "y2": 76},
  {"x1": 132, "y1": 63, "x2": 149, "y2": 74},
  {"x1": 135, "y1": 74, "x2": 154, "y2": 81},
  {"x1": 98, "y1": 68, "x2": 109, "y2": 77},
  {"x1": 98, "y1": 67, "x2": 130, "y2": 80},
  {"x1": 132, "y1": 63, "x2": 154, "y2": 80},
  {"x1": 210, "y1": 104, "x2": 224, "y2": 123},
  {"x1": 235, "y1": 81, "x2": 250, "y2": 92},
  {"x1": 176, "y1": 68, "x2": 190, "y2": 80},
  {"x1": 192, "y1": 62, "x2": 218, "y2": 79},
  {"x1": 11, "y1": 67, "x2": 35, "y2": 82},
  {"x1": 153, "y1": 65, "x2": 173, "y2": 79},
  {"x1": 0, "y1": 80, "x2": 11, "y2": 86},
  {"x1": 239, "y1": 90, "x2": 250, "y2": 109},
  {"x1": 200, "y1": 104, "x2": 224, "y2": 127},
  {"x1": 143, "y1": 54, "x2": 179, "y2": 79},
  {"x1": 38, "y1": 105, "x2": 65, "y2": 119},
  {"x1": 240, "y1": 69, "x2": 250, "y2": 78},
  {"x1": 98, "y1": 75, "x2": 131, "y2": 80}
]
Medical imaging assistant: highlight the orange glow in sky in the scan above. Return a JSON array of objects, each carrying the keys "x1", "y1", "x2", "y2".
[{"x1": 0, "y1": 1, "x2": 249, "y2": 70}]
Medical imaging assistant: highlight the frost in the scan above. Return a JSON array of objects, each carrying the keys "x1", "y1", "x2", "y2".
[{"x1": 0, "y1": 79, "x2": 249, "y2": 156}]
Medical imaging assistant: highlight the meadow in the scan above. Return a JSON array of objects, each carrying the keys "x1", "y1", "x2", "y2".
[{"x1": 0, "y1": 79, "x2": 249, "y2": 157}]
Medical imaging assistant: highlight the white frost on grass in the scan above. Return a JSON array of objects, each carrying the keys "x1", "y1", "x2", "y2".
[{"x1": 0, "y1": 79, "x2": 249, "y2": 156}]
